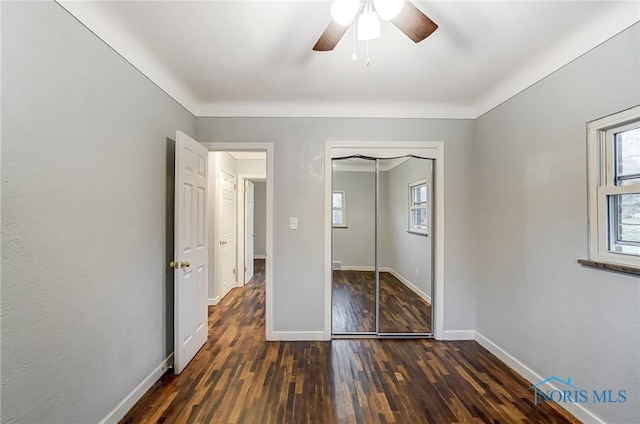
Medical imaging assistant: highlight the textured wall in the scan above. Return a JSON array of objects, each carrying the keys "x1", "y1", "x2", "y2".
[
  {"x1": 2, "y1": 2, "x2": 195, "y2": 422},
  {"x1": 474, "y1": 23, "x2": 640, "y2": 423}
]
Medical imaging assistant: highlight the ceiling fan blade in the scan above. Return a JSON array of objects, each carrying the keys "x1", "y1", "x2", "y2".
[
  {"x1": 313, "y1": 21, "x2": 349, "y2": 51},
  {"x1": 391, "y1": 1, "x2": 438, "y2": 43}
]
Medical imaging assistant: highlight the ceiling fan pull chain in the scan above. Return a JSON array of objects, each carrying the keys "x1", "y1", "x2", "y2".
[{"x1": 366, "y1": 40, "x2": 371, "y2": 66}]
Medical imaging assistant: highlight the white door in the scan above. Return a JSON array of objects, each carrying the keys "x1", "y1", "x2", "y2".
[
  {"x1": 173, "y1": 131, "x2": 208, "y2": 375},
  {"x1": 244, "y1": 180, "x2": 255, "y2": 283},
  {"x1": 219, "y1": 170, "x2": 236, "y2": 298}
]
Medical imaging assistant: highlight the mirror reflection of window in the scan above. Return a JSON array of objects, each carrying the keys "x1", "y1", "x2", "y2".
[
  {"x1": 409, "y1": 179, "x2": 428, "y2": 234},
  {"x1": 332, "y1": 190, "x2": 347, "y2": 227}
]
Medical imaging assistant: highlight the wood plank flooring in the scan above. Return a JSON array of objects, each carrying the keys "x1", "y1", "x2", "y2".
[
  {"x1": 332, "y1": 270, "x2": 431, "y2": 333},
  {"x1": 121, "y1": 260, "x2": 579, "y2": 423}
]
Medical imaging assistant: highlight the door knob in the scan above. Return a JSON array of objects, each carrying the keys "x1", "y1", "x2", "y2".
[
  {"x1": 169, "y1": 261, "x2": 179, "y2": 269},
  {"x1": 180, "y1": 261, "x2": 190, "y2": 269}
]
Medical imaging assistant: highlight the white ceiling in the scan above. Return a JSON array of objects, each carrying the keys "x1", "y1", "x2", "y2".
[{"x1": 57, "y1": 1, "x2": 639, "y2": 119}]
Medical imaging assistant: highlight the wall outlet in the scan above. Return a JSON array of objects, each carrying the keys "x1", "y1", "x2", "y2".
[{"x1": 289, "y1": 217, "x2": 298, "y2": 230}]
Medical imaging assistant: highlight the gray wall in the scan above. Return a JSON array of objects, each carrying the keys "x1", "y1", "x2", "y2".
[
  {"x1": 474, "y1": 23, "x2": 640, "y2": 423},
  {"x1": 195, "y1": 117, "x2": 476, "y2": 333},
  {"x1": 2, "y1": 2, "x2": 195, "y2": 423},
  {"x1": 253, "y1": 181, "x2": 267, "y2": 257},
  {"x1": 332, "y1": 169, "x2": 376, "y2": 268}
]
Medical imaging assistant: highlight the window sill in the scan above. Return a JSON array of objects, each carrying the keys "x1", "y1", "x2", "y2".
[{"x1": 577, "y1": 259, "x2": 640, "y2": 276}]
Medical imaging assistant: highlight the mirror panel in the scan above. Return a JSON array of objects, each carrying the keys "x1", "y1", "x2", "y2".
[
  {"x1": 331, "y1": 158, "x2": 376, "y2": 333},
  {"x1": 377, "y1": 157, "x2": 432, "y2": 334}
]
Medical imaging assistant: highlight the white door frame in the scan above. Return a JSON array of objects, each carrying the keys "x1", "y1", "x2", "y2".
[
  {"x1": 237, "y1": 174, "x2": 265, "y2": 285},
  {"x1": 202, "y1": 142, "x2": 274, "y2": 341},
  {"x1": 324, "y1": 141, "x2": 445, "y2": 340}
]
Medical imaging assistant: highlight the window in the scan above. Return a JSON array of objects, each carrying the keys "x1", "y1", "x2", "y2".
[
  {"x1": 587, "y1": 106, "x2": 640, "y2": 267},
  {"x1": 408, "y1": 179, "x2": 428, "y2": 234},
  {"x1": 332, "y1": 190, "x2": 347, "y2": 227}
]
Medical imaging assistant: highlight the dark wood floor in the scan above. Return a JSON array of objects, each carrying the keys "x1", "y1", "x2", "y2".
[
  {"x1": 121, "y1": 259, "x2": 578, "y2": 423},
  {"x1": 332, "y1": 270, "x2": 431, "y2": 333}
]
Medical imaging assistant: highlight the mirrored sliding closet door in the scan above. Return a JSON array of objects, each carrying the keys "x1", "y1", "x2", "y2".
[
  {"x1": 331, "y1": 155, "x2": 434, "y2": 338},
  {"x1": 331, "y1": 157, "x2": 377, "y2": 335}
]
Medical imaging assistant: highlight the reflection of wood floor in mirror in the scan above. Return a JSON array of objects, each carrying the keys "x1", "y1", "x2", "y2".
[
  {"x1": 332, "y1": 270, "x2": 431, "y2": 334},
  {"x1": 122, "y1": 259, "x2": 578, "y2": 424}
]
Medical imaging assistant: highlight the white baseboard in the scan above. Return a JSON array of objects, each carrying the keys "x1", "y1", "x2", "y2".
[
  {"x1": 208, "y1": 296, "x2": 220, "y2": 306},
  {"x1": 474, "y1": 332, "x2": 604, "y2": 424},
  {"x1": 339, "y1": 265, "x2": 375, "y2": 271},
  {"x1": 254, "y1": 255, "x2": 266, "y2": 259},
  {"x1": 268, "y1": 331, "x2": 328, "y2": 341},
  {"x1": 385, "y1": 268, "x2": 431, "y2": 304},
  {"x1": 99, "y1": 354, "x2": 174, "y2": 424},
  {"x1": 442, "y1": 330, "x2": 475, "y2": 340}
]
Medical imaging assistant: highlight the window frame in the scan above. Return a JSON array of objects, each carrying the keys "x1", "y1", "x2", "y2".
[
  {"x1": 587, "y1": 105, "x2": 640, "y2": 267},
  {"x1": 408, "y1": 178, "x2": 428, "y2": 235},
  {"x1": 332, "y1": 189, "x2": 347, "y2": 228}
]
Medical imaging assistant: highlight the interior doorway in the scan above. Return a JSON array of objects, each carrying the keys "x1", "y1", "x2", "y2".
[
  {"x1": 203, "y1": 143, "x2": 274, "y2": 340},
  {"x1": 207, "y1": 151, "x2": 267, "y2": 305}
]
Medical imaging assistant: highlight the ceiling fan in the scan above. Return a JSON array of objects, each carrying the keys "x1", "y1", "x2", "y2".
[{"x1": 313, "y1": 0, "x2": 438, "y2": 52}]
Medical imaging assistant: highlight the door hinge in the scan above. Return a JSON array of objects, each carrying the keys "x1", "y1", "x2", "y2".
[
  {"x1": 244, "y1": 266, "x2": 248, "y2": 272},
  {"x1": 234, "y1": 184, "x2": 237, "y2": 190},
  {"x1": 233, "y1": 268, "x2": 236, "y2": 275}
]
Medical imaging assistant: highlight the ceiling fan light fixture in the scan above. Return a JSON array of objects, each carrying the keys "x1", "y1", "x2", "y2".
[
  {"x1": 330, "y1": 0, "x2": 360, "y2": 27},
  {"x1": 357, "y1": 10, "x2": 381, "y2": 41},
  {"x1": 374, "y1": 0, "x2": 405, "y2": 21}
]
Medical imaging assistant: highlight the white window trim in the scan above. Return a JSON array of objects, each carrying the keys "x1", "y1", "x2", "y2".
[
  {"x1": 408, "y1": 178, "x2": 428, "y2": 235},
  {"x1": 332, "y1": 189, "x2": 347, "y2": 228},
  {"x1": 587, "y1": 105, "x2": 640, "y2": 267}
]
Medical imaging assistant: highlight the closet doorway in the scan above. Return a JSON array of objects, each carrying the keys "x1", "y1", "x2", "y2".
[{"x1": 324, "y1": 142, "x2": 445, "y2": 339}]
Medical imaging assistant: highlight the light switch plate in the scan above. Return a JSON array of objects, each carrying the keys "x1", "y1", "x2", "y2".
[{"x1": 289, "y1": 217, "x2": 298, "y2": 230}]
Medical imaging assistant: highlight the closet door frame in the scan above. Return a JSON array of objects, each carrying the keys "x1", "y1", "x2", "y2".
[{"x1": 324, "y1": 141, "x2": 445, "y2": 341}]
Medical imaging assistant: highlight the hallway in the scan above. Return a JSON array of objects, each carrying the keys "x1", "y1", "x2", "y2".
[{"x1": 121, "y1": 259, "x2": 577, "y2": 423}]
